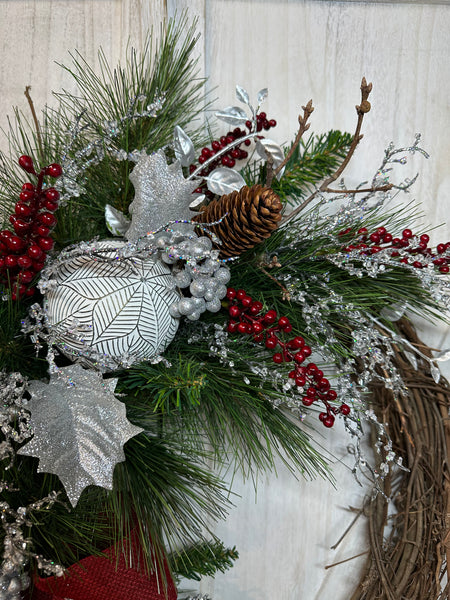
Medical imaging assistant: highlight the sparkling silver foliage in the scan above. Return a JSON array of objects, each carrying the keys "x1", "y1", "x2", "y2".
[
  {"x1": 0, "y1": 373, "x2": 31, "y2": 467},
  {"x1": 255, "y1": 138, "x2": 285, "y2": 179},
  {"x1": 173, "y1": 125, "x2": 196, "y2": 167},
  {"x1": 205, "y1": 167, "x2": 245, "y2": 195},
  {"x1": 18, "y1": 364, "x2": 143, "y2": 506},
  {"x1": 126, "y1": 150, "x2": 199, "y2": 240},
  {"x1": 0, "y1": 487, "x2": 63, "y2": 600},
  {"x1": 235, "y1": 84, "x2": 250, "y2": 105},
  {"x1": 214, "y1": 106, "x2": 248, "y2": 126}
]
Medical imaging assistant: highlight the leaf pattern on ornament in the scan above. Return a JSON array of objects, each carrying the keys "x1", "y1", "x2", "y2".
[{"x1": 45, "y1": 244, "x2": 180, "y2": 361}]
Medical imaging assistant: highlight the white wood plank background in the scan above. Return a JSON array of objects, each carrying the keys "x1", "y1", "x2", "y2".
[{"x1": 0, "y1": 1, "x2": 449, "y2": 599}]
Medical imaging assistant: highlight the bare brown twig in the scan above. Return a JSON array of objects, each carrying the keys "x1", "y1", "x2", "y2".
[
  {"x1": 282, "y1": 78, "x2": 374, "y2": 226},
  {"x1": 24, "y1": 86, "x2": 43, "y2": 161},
  {"x1": 266, "y1": 100, "x2": 314, "y2": 188}
]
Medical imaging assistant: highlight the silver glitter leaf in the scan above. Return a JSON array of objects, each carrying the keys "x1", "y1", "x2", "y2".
[
  {"x1": 18, "y1": 364, "x2": 143, "y2": 506},
  {"x1": 215, "y1": 106, "x2": 248, "y2": 126},
  {"x1": 255, "y1": 138, "x2": 285, "y2": 179},
  {"x1": 105, "y1": 204, "x2": 130, "y2": 237},
  {"x1": 173, "y1": 125, "x2": 196, "y2": 167},
  {"x1": 189, "y1": 194, "x2": 207, "y2": 211},
  {"x1": 257, "y1": 88, "x2": 268, "y2": 103},
  {"x1": 236, "y1": 84, "x2": 250, "y2": 105},
  {"x1": 430, "y1": 363, "x2": 441, "y2": 384},
  {"x1": 126, "y1": 150, "x2": 198, "y2": 241},
  {"x1": 206, "y1": 167, "x2": 245, "y2": 195}
]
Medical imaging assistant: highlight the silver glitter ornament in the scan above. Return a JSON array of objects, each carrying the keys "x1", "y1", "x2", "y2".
[
  {"x1": 17, "y1": 364, "x2": 143, "y2": 506},
  {"x1": 126, "y1": 150, "x2": 198, "y2": 241},
  {"x1": 44, "y1": 241, "x2": 180, "y2": 367}
]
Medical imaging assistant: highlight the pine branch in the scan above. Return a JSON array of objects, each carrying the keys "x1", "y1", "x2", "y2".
[{"x1": 169, "y1": 540, "x2": 238, "y2": 581}]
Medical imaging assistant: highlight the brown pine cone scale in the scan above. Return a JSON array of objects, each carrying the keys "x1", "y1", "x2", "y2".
[{"x1": 192, "y1": 185, "x2": 282, "y2": 258}]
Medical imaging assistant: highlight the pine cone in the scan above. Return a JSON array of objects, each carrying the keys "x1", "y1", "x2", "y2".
[{"x1": 192, "y1": 185, "x2": 282, "y2": 258}]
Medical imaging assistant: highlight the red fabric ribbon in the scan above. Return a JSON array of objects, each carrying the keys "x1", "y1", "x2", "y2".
[{"x1": 30, "y1": 530, "x2": 177, "y2": 600}]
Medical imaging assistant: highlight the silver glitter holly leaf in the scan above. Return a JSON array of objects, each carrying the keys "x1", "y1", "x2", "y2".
[
  {"x1": 430, "y1": 362, "x2": 441, "y2": 384},
  {"x1": 215, "y1": 106, "x2": 248, "y2": 126},
  {"x1": 126, "y1": 150, "x2": 198, "y2": 241},
  {"x1": 173, "y1": 125, "x2": 196, "y2": 167},
  {"x1": 18, "y1": 364, "x2": 143, "y2": 506},
  {"x1": 105, "y1": 204, "x2": 130, "y2": 236},
  {"x1": 205, "y1": 167, "x2": 245, "y2": 195}
]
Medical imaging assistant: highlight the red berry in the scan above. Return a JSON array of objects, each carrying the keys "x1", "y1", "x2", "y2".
[
  {"x1": 302, "y1": 397, "x2": 314, "y2": 406},
  {"x1": 4, "y1": 255, "x2": 17, "y2": 268},
  {"x1": 45, "y1": 188, "x2": 60, "y2": 201},
  {"x1": 229, "y1": 305, "x2": 241, "y2": 318},
  {"x1": 294, "y1": 351, "x2": 305, "y2": 364},
  {"x1": 278, "y1": 316, "x2": 290, "y2": 328},
  {"x1": 253, "y1": 333, "x2": 264, "y2": 342},
  {"x1": 259, "y1": 112, "x2": 266, "y2": 119},
  {"x1": 44, "y1": 199, "x2": 59, "y2": 212},
  {"x1": 236, "y1": 289, "x2": 246, "y2": 301},
  {"x1": 376, "y1": 226, "x2": 387, "y2": 236},
  {"x1": 252, "y1": 322, "x2": 264, "y2": 334},
  {"x1": 22, "y1": 182, "x2": 34, "y2": 192},
  {"x1": 241, "y1": 295, "x2": 252, "y2": 308},
  {"x1": 402, "y1": 228, "x2": 413, "y2": 239},
  {"x1": 306, "y1": 387, "x2": 316, "y2": 398},
  {"x1": 227, "y1": 321, "x2": 239, "y2": 333},
  {"x1": 6, "y1": 236, "x2": 25, "y2": 252},
  {"x1": 37, "y1": 212, "x2": 57, "y2": 227},
  {"x1": 295, "y1": 376, "x2": 306, "y2": 387},
  {"x1": 437, "y1": 243, "x2": 446, "y2": 254},
  {"x1": 412, "y1": 261, "x2": 423, "y2": 269},
  {"x1": 18, "y1": 155, "x2": 36, "y2": 174},
  {"x1": 357, "y1": 227, "x2": 368, "y2": 236},
  {"x1": 198, "y1": 156, "x2": 206, "y2": 164},
  {"x1": 317, "y1": 377, "x2": 330, "y2": 391},
  {"x1": 237, "y1": 322, "x2": 248, "y2": 334},
  {"x1": 340, "y1": 404, "x2": 351, "y2": 416},
  {"x1": 263, "y1": 310, "x2": 277, "y2": 324},
  {"x1": 439, "y1": 265, "x2": 449, "y2": 273},
  {"x1": 17, "y1": 255, "x2": 32, "y2": 269},
  {"x1": 226, "y1": 287, "x2": 236, "y2": 300},
  {"x1": 420, "y1": 234, "x2": 430, "y2": 244},
  {"x1": 37, "y1": 237, "x2": 54, "y2": 251},
  {"x1": 15, "y1": 202, "x2": 32, "y2": 217},
  {"x1": 288, "y1": 370, "x2": 296, "y2": 379},
  {"x1": 369, "y1": 232, "x2": 380, "y2": 244},
  {"x1": 19, "y1": 190, "x2": 34, "y2": 202},
  {"x1": 272, "y1": 352, "x2": 283, "y2": 364},
  {"x1": 212, "y1": 141, "x2": 221, "y2": 152},
  {"x1": 382, "y1": 233, "x2": 393, "y2": 243},
  {"x1": 13, "y1": 219, "x2": 31, "y2": 234},
  {"x1": 302, "y1": 346, "x2": 312, "y2": 357},
  {"x1": 249, "y1": 301, "x2": 263, "y2": 315},
  {"x1": 36, "y1": 225, "x2": 51, "y2": 237},
  {"x1": 45, "y1": 163, "x2": 63, "y2": 178},
  {"x1": 265, "y1": 336, "x2": 278, "y2": 350},
  {"x1": 17, "y1": 270, "x2": 33, "y2": 284},
  {"x1": 27, "y1": 245, "x2": 43, "y2": 260},
  {"x1": 269, "y1": 119, "x2": 277, "y2": 127},
  {"x1": 322, "y1": 414, "x2": 335, "y2": 428},
  {"x1": 326, "y1": 390, "x2": 338, "y2": 401}
]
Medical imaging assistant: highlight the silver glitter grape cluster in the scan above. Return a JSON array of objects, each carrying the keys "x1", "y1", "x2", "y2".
[{"x1": 156, "y1": 233, "x2": 231, "y2": 321}]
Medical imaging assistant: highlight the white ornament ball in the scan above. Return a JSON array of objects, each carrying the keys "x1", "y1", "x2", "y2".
[{"x1": 45, "y1": 242, "x2": 180, "y2": 365}]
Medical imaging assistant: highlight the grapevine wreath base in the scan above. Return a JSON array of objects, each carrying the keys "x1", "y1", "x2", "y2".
[{"x1": 352, "y1": 319, "x2": 450, "y2": 600}]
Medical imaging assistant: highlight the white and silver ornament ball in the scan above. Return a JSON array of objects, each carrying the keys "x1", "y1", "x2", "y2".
[{"x1": 43, "y1": 241, "x2": 180, "y2": 367}]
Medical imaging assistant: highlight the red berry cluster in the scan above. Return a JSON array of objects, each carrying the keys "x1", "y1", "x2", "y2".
[
  {"x1": 340, "y1": 226, "x2": 450, "y2": 273},
  {"x1": 0, "y1": 155, "x2": 62, "y2": 299},
  {"x1": 225, "y1": 287, "x2": 350, "y2": 427},
  {"x1": 189, "y1": 113, "x2": 277, "y2": 197}
]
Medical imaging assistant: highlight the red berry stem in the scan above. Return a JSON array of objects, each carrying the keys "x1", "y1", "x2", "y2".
[
  {"x1": 189, "y1": 113, "x2": 277, "y2": 198},
  {"x1": 225, "y1": 287, "x2": 348, "y2": 428},
  {"x1": 339, "y1": 225, "x2": 450, "y2": 273},
  {"x1": 0, "y1": 156, "x2": 62, "y2": 299}
]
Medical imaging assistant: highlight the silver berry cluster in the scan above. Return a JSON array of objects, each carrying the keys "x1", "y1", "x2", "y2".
[{"x1": 156, "y1": 233, "x2": 231, "y2": 321}]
